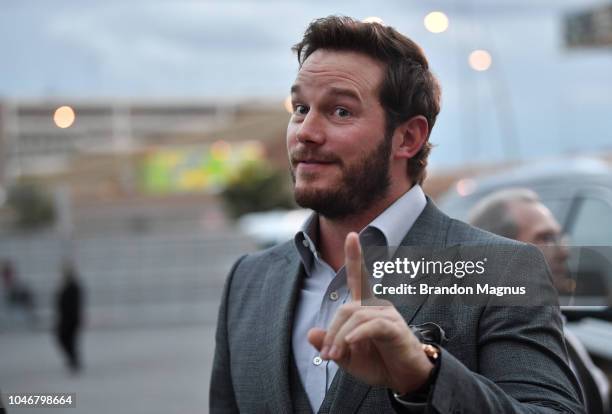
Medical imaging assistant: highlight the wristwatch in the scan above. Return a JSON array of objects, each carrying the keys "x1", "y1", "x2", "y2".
[{"x1": 392, "y1": 343, "x2": 441, "y2": 404}]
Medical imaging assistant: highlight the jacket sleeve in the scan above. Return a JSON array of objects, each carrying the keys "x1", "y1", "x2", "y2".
[
  {"x1": 209, "y1": 255, "x2": 246, "y2": 414},
  {"x1": 398, "y1": 244, "x2": 585, "y2": 414}
]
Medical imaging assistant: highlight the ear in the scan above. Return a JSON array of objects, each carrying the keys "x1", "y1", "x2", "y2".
[{"x1": 391, "y1": 115, "x2": 429, "y2": 159}]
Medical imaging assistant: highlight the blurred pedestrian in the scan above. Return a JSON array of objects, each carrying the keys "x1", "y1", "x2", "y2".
[
  {"x1": 1, "y1": 260, "x2": 15, "y2": 304},
  {"x1": 55, "y1": 261, "x2": 83, "y2": 373},
  {"x1": 2, "y1": 260, "x2": 37, "y2": 326}
]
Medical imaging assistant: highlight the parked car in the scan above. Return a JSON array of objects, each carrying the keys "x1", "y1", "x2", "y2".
[
  {"x1": 438, "y1": 157, "x2": 612, "y2": 359},
  {"x1": 238, "y1": 209, "x2": 311, "y2": 248}
]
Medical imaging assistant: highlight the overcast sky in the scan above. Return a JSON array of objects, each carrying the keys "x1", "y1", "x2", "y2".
[{"x1": 1, "y1": 0, "x2": 611, "y2": 168}]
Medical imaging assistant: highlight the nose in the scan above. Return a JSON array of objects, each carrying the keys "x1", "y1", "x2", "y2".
[
  {"x1": 557, "y1": 234, "x2": 570, "y2": 260},
  {"x1": 295, "y1": 111, "x2": 326, "y2": 145}
]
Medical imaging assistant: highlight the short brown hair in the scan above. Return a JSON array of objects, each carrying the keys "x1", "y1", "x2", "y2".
[{"x1": 293, "y1": 16, "x2": 441, "y2": 184}]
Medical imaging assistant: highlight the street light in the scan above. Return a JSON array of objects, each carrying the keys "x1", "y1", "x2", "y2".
[
  {"x1": 468, "y1": 50, "x2": 492, "y2": 71},
  {"x1": 53, "y1": 106, "x2": 76, "y2": 128},
  {"x1": 424, "y1": 12, "x2": 449, "y2": 34}
]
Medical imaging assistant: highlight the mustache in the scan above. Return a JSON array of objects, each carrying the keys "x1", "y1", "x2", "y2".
[{"x1": 289, "y1": 148, "x2": 342, "y2": 166}]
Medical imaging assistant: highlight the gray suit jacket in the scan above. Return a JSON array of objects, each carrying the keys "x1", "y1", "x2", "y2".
[{"x1": 210, "y1": 201, "x2": 585, "y2": 413}]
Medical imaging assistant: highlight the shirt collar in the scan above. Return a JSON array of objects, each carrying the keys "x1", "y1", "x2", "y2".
[{"x1": 367, "y1": 184, "x2": 427, "y2": 248}]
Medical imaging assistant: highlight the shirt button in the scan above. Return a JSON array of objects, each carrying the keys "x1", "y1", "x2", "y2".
[
  {"x1": 329, "y1": 291, "x2": 339, "y2": 301},
  {"x1": 313, "y1": 356, "x2": 323, "y2": 366},
  {"x1": 302, "y1": 239, "x2": 309, "y2": 248}
]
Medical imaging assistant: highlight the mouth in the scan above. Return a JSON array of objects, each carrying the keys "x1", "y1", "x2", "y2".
[
  {"x1": 290, "y1": 149, "x2": 340, "y2": 173},
  {"x1": 294, "y1": 159, "x2": 336, "y2": 174},
  {"x1": 296, "y1": 159, "x2": 334, "y2": 165}
]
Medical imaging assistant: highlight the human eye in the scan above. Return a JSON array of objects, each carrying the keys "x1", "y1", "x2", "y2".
[
  {"x1": 294, "y1": 104, "x2": 309, "y2": 116},
  {"x1": 334, "y1": 107, "x2": 351, "y2": 118},
  {"x1": 536, "y1": 232, "x2": 558, "y2": 245}
]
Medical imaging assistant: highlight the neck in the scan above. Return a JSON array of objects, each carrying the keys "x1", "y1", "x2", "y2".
[{"x1": 318, "y1": 181, "x2": 413, "y2": 271}]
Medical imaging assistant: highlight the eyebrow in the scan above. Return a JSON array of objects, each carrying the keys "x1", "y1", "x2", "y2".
[
  {"x1": 290, "y1": 85, "x2": 361, "y2": 102},
  {"x1": 328, "y1": 87, "x2": 361, "y2": 102}
]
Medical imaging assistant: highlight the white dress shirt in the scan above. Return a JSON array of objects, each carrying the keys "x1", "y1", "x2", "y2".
[{"x1": 291, "y1": 184, "x2": 427, "y2": 411}]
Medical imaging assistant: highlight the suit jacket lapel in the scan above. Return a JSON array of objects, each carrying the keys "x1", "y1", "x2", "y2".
[
  {"x1": 326, "y1": 199, "x2": 451, "y2": 413},
  {"x1": 395, "y1": 199, "x2": 450, "y2": 324},
  {"x1": 323, "y1": 371, "x2": 371, "y2": 413},
  {"x1": 261, "y1": 250, "x2": 304, "y2": 413}
]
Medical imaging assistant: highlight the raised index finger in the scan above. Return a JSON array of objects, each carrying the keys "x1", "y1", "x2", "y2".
[{"x1": 345, "y1": 232, "x2": 368, "y2": 302}]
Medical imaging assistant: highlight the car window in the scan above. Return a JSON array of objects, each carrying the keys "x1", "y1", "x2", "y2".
[
  {"x1": 570, "y1": 197, "x2": 612, "y2": 245},
  {"x1": 563, "y1": 197, "x2": 612, "y2": 307}
]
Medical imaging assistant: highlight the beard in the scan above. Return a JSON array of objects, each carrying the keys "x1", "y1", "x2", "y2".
[{"x1": 289, "y1": 135, "x2": 392, "y2": 219}]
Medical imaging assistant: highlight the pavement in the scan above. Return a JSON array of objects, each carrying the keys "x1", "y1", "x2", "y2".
[{"x1": 0, "y1": 321, "x2": 217, "y2": 414}]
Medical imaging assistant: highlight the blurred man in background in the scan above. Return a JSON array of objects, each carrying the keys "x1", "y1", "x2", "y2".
[
  {"x1": 469, "y1": 188, "x2": 575, "y2": 294},
  {"x1": 469, "y1": 188, "x2": 610, "y2": 414}
]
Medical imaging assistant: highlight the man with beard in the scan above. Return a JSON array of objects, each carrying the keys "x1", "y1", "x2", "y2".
[{"x1": 210, "y1": 16, "x2": 584, "y2": 413}]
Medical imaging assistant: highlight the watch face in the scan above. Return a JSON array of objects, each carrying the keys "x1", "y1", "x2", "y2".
[{"x1": 422, "y1": 344, "x2": 439, "y2": 360}]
